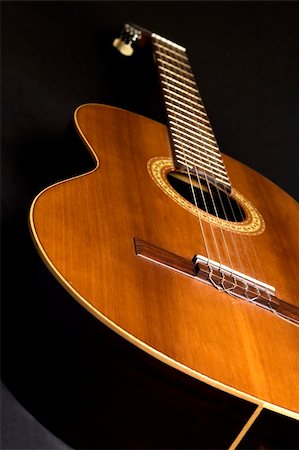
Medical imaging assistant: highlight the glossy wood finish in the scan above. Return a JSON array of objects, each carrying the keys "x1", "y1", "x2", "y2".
[
  {"x1": 30, "y1": 104, "x2": 299, "y2": 420},
  {"x1": 135, "y1": 238, "x2": 299, "y2": 325}
]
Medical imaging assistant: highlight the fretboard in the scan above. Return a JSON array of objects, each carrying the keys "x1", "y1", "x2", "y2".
[{"x1": 151, "y1": 33, "x2": 231, "y2": 192}]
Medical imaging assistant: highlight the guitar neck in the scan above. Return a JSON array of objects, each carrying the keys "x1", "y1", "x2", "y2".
[{"x1": 151, "y1": 33, "x2": 231, "y2": 192}]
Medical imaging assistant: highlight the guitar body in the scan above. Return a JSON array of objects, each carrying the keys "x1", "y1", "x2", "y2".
[{"x1": 30, "y1": 104, "x2": 299, "y2": 427}]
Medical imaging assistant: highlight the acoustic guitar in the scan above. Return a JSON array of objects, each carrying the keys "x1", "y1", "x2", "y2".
[{"x1": 29, "y1": 24, "x2": 299, "y2": 447}]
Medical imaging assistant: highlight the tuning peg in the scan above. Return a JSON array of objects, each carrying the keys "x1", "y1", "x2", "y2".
[
  {"x1": 112, "y1": 37, "x2": 134, "y2": 56},
  {"x1": 113, "y1": 23, "x2": 142, "y2": 56}
]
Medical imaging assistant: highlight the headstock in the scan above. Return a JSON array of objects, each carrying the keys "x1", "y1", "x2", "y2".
[{"x1": 112, "y1": 23, "x2": 150, "y2": 56}]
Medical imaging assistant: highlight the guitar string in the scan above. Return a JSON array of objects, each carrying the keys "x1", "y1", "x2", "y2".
[
  {"x1": 167, "y1": 42, "x2": 270, "y2": 297},
  {"x1": 159, "y1": 39, "x2": 263, "y2": 286},
  {"x1": 146, "y1": 41, "x2": 298, "y2": 325},
  {"x1": 154, "y1": 38, "x2": 247, "y2": 278},
  {"x1": 152, "y1": 37, "x2": 215, "y2": 263},
  {"x1": 233, "y1": 194, "x2": 269, "y2": 287},
  {"x1": 187, "y1": 81, "x2": 269, "y2": 293},
  {"x1": 146, "y1": 32, "x2": 294, "y2": 323},
  {"x1": 154, "y1": 37, "x2": 233, "y2": 271},
  {"x1": 191, "y1": 96, "x2": 264, "y2": 287},
  {"x1": 175, "y1": 71, "x2": 249, "y2": 278},
  {"x1": 153, "y1": 35, "x2": 272, "y2": 301},
  {"x1": 197, "y1": 166, "x2": 244, "y2": 273},
  {"x1": 196, "y1": 158, "x2": 267, "y2": 298},
  {"x1": 155, "y1": 38, "x2": 239, "y2": 274},
  {"x1": 175, "y1": 55, "x2": 265, "y2": 285},
  {"x1": 193, "y1": 135, "x2": 254, "y2": 280},
  {"x1": 225, "y1": 193, "x2": 263, "y2": 283}
]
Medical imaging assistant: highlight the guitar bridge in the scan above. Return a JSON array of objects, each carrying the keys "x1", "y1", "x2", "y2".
[
  {"x1": 134, "y1": 238, "x2": 299, "y2": 325},
  {"x1": 193, "y1": 254, "x2": 275, "y2": 302}
]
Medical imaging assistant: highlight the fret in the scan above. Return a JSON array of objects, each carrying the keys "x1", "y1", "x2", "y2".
[
  {"x1": 174, "y1": 148, "x2": 231, "y2": 185},
  {"x1": 171, "y1": 125, "x2": 220, "y2": 157},
  {"x1": 163, "y1": 89, "x2": 206, "y2": 113},
  {"x1": 176, "y1": 158, "x2": 193, "y2": 170},
  {"x1": 172, "y1": 139, "x2": 227, "y2": 174},
  {"x1": 166, "y1": 102, "x2": 214, "y2": 134},
  {"x1": 156, "y1": 58, "x2": 193, "y2": 77},
  {"x1": 152, "y1": 33, "x2": 186, "y2": 52},
  {"x1": 177, "y1": 155, "x2": 227, "y2": 179},
  {"x1": 173, "y1": 141, "x2": 224, "y2": 168},
  {"x1": 168, "y1": 112, "x2": 215, "y2": 142},
  {"x1": 171, "y1": 132, "x2": 221, "y2": 156},
  {"x1": 155, "y1": 50, "x2": 191, "y2": 70},
  {"x1": 172, "y1": 141, "x2": 227, "y2": 175},
  {"x1": 159, "y1": 66, "x2": 196, "y2": 87},
  {"x1": 152, "y1": 32, "x2": 231, "y2": 189},
  {"x1": 168, "y1": 117, "x2": 218, "y2": 148},
  {"x1": 162, "y1": 78, "x2": 203, "y2": 103},
  {"x1": 171, "y1": 128, "x2": 221, "y2": 158},
  {"x1": 161, "y1": 73, "x2": 200, "y2": 96},
  {"x1": 172, "y1": 138, "x2": 225, "y2": 168},
  {"x1": 164, "y1": 95, "x2": 209, "y2": 123},
  {"x1": 174, "y1": 148, "x2": 228, "y2": 176},
  {"x1": 153, "y1": 41, "x2": 188, "y2": 60},
  {"x1": 175, "y1": 154, "x2": 230, "y2": 184}
]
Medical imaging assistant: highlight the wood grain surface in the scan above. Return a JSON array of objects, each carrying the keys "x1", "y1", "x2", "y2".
[{"x1": 30, "y1": 104, "x2": 299, "y2": 420}]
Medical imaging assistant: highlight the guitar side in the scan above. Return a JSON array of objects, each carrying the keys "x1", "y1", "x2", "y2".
[{"x1": 29, "y1": 104, "x2": 299, "y2": 423}]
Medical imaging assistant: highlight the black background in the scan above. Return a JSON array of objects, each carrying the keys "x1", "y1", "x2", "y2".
[{"x1": 2, "y1": 2, "x2": 299, "y2": 449}]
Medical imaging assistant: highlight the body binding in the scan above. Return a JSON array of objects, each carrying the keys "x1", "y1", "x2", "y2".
[{"x1": 30, "y1": 104, "x2": 299, "y2": 424}]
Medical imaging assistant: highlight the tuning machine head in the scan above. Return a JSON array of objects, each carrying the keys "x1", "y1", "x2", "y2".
[{"x1": 113, "y1": 23, "x2": 142, "y2": 56}]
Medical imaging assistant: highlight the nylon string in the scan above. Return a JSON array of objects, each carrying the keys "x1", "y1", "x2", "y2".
[{"x1": 153, "y1": 35, "x2": 268, "y2": 292}]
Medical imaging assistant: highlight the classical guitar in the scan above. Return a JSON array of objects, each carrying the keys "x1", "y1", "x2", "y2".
[{"x1": 30, "y1": 24, "x2": 299, "y2": 446}]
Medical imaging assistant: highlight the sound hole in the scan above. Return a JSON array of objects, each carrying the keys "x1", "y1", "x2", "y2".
[{"x1": 167, "y1": 171, "x2": 245, "y2": 222}]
